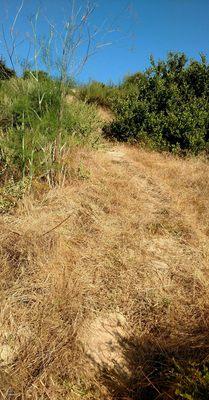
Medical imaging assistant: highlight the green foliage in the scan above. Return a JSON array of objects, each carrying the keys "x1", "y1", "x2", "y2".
[
  {"x1": 105, "y1": 52, "x2": 209, "y2": 154},
  {"x1": 76, "y1": 162, "x2": 91, "y2": 180},
  {"x1": 0, "y1": 178, "x2": 29, "y2": 214},
  {"x1": 174, "y1": 362, "x2": 209, "y2": 400},
  {"x1": 0, "y1": 75, "x2": 101, "y2": 189},
  {"x1": 23, "y1": 69, "x2": 50, "y2": 81},
  {"x1": 78, "y1": 81, "x2": 114, "y2": 108},
  {"x1": 0, "y1": 58, "x2": 16, "y2": 80}
]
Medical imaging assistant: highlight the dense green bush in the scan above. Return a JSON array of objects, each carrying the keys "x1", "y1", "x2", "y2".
[{"x1": 105, "y1": 53, "x2": 209, "y2": 154}]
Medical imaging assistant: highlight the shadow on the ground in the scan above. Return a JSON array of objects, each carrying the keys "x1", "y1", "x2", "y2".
[{"x1": 92, "y1": 326, "x2": 209, "y2": 400}]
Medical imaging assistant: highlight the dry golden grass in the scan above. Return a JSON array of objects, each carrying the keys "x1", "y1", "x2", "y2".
[{"x1": 1, "y1": 144, "x2": 209, "y2": 399}]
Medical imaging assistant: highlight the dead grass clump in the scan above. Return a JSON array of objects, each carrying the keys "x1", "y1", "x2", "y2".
[{"x1": 1, "y1": 229, "x2": 58, "y2": 271}]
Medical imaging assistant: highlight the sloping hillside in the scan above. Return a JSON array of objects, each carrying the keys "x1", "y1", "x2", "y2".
[{"x1": 1, "y1": 144, "x2": 209, "y2": 399}]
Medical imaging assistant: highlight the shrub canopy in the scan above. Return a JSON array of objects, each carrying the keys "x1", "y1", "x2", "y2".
[{"x1": 105, "y1": 52, "x2": 209, "y2": 154}]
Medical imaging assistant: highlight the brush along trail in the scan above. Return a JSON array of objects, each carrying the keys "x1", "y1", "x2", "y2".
[{"x1": 1, "y1": 144, "x2": 209, "y2": 399}]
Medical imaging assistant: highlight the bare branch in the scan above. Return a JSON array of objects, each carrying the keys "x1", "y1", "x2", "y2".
[{"x1": 10, "y1": 0, "x2": 24, "y2": 38}]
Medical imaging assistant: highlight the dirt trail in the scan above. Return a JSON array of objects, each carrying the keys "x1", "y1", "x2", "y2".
[{"x1": 1, "y1": 144, "x2": 209, "y2": 398}]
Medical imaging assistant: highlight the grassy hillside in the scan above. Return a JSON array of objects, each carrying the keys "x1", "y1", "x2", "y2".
[
  {"x1": 0, "y1": 75, "x2": 104, "y2": 212},
  {"x1": 0, "y1": 144, "x2": 209, "y2": 399},
  {"x1": 1, "y1": 58, "x2": 209, "y2": 399}
]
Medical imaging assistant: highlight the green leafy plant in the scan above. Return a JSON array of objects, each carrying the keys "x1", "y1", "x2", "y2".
[{"x1": 174, "y1": 362, "x2": 209, "y2": 400}]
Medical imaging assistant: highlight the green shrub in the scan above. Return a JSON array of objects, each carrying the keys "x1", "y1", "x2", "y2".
[
  {"x1": 23, "y1": 69, "x2": 50, "y2": 81},
  {"x1": 78, "y1": 81, "x2": 115, "y2": 108},
  {"x1": 105, "y1": 52, "x2": 209, "y2": 154}
]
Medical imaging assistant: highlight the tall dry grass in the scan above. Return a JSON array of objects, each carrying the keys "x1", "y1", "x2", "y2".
[{"x1": 1, "y1": 145, "x2": 209, "y2": 399}]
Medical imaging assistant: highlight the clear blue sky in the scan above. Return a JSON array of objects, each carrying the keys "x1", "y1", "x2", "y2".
[{"x1": 1, "y1": 0, "x2": 209, "y2": 83}]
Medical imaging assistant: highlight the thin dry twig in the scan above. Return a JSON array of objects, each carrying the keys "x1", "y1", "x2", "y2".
[{"x1": 41, "y1": 213, "x2": 73, "y2": 237}]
